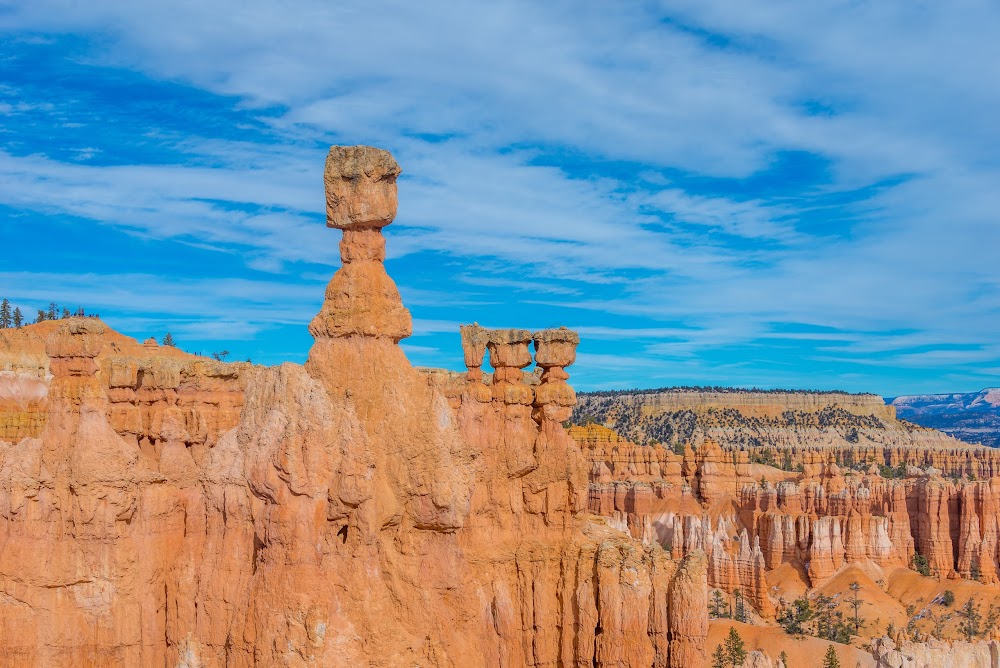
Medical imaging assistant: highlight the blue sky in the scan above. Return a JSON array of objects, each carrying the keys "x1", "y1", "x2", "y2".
[{"x1": 1, "y1": 2, "x2": 999, "y2": 395}]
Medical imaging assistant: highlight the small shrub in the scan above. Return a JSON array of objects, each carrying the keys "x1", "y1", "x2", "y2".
[{"x1": 913, "y1": 554, "x2": 931, "y2": 577}]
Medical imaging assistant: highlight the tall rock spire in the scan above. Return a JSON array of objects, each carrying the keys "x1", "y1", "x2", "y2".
[{"x1": 308, "y1": 145, "x2": 412, "y2": 341}]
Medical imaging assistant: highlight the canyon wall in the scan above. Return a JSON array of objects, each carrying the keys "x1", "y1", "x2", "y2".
[
  {"x1": 0, "y1": 146, "x2": 709, "y2": 667},
  {"x1": 871, "y1": 637, "x2": 1000, "y2": 668},
  {"x1": 576, "y1": 420, "x2": 1000, "y2": 608}
]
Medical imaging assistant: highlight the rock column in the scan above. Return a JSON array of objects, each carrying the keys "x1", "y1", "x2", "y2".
[
  {"x1": 532, "y1": 327, "x2": 579, "y2": 423},
  {"x1": 487, "y1": 329, "x2": 534, "y2": 405},
  {"x1": 308, "y1": 145, "x2": 412, "y2": 343}
]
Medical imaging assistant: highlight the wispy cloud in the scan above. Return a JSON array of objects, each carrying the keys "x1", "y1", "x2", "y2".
[{"x1": 1, "y1": 1, "x2": 998, "y2": 394}]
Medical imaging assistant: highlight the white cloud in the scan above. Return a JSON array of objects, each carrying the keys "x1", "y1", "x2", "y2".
[{"x1": 1, "y1": 1, "x2": 999, "y2": 392}]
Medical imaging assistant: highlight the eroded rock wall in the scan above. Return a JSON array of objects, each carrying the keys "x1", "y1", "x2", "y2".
[
  {"x1": 576, "y1": 418, "x2": 1000, "y2": 621},
  {"x1": 0, "y1": 146, "x2": 708, "y2": 668}
]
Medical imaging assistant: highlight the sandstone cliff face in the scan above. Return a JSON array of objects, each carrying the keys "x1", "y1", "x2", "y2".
[
  {"x1": 574, "y1": 411, "x2": 1000, "y2": 631},
  {"x1": 0, "y1": 320, "x2": 244, "y2": 455},
  {"x1": 871, "y1": 636, "x2": 1000, "y2": 668},
  {"x1": 0, "y1": 146, "x2": 709, "y2": 667}
]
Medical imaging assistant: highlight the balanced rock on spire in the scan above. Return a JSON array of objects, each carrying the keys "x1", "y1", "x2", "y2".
[{"x1": 308, "y1": 145, "x2": 412, "y2": 341}]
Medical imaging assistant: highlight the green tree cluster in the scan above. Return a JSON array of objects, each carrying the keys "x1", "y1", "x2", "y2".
[
  {"x1": 777, "y1": 597, "x2": 814, "y2": 635},
  {"x1": 813, "y1": 594, "x2": 853, "y2": 643},
  {"x1": 709, "y1": 589, "x2": 729, "y2": 619},
  {"x1": 777, "y1": 594, "x2": 854, "y2": 643},
  {"x1": 912, "y1": 554, "x2": 931, "y2": 577},
  {"x1": 23, "y1": 302, "x2": 93, "y2": 324},
  {"x1": 879, "y1": 463, "x2": 908, "y2": 479},
  {"x1": 0, "y1": 299, "x2": 26, "y2": 329}
]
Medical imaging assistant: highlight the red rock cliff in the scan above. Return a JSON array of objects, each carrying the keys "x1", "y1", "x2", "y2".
[{"x1": 0, "y1": 146, "x2": 709, "y2": 667}]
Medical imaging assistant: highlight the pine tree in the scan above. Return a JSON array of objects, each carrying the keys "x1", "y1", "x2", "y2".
[
  {"x1": 35, "y1": 309, "x2": 47, "y2": 324},
  {"x1": 711, "y1": 644, "x2": 726, "y2": 668},
  {"x1": 960, "y1": 600, "x2": 982, "y2": 640},
  {"x1": 734, "y1": 589, "x2": 747, "y2": 623},
  {"x1": 723, "y1": 627, "x2": 747, "y2": 667},
  {"x1": 779, "y1": 650, "x2": 789, "y2": 668},
  {"x1": 13, "y1": 307, "x2": 23, "y2": 328},
  {"x1": 849, "y1": 581, "x2": 863, "y2": 632},
  {"x1": 47, "y1": 302, "x2": 57, "y2": 320},
  {"x1": 163, "y1": 332, "x2": 176, "y2": 347},
  {"x1": 61, "y1": 307, "x2": 71, "y2": 319},
  {"x1": 709, "y1": 589, "x2": 728, "y2": 618},
  {"x1": 0, "y1": 299, "x2": 11, "y2": 328},
  {"x1": 822, "y1": 645, "x2": 841, "y2": 668}
]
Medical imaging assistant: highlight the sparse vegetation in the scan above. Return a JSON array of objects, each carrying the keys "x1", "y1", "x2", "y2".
[
  {"x1": 0, "y1": 300, "x2": 97, "y2": 327},
  {"x1": 879, "y1": 463, "x2": 908, "y2": 479},
  {"x1": 941, "y1": 590, "x2": 955, "y2": 607},
  {"x1": 813, "y1": 594, "x2": 853, "y2": 643},
  {"x1": 913, "y1": 554, "x2": 931, "y2": 577},
  {"x1": 959, "y1": 600, "x2": 982, "y2": 640},
  {"x1": 571, "y1": 395, "x2": 888, "y2": 454}
]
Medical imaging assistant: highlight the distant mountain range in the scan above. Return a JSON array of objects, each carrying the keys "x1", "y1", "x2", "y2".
[{"x1": 889, "y1": 388, "x2": 1000, "y2": 448}]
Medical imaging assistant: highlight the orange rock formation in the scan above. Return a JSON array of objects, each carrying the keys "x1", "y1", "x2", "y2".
[
  {"x1": 574, "y1": 414, "x2": 1000, "y2": 633},
  {"x1": 0, "y1": 146, "x2": 709, "y2": 667}
]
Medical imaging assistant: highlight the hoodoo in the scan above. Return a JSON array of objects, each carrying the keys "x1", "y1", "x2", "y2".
[{"x1": 0, "y1": 146, "x2": 708, "y2": 667}]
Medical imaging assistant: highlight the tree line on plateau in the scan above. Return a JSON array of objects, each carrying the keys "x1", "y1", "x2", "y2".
[{"x1": 0, "y1": 299, "x2": 100, "y2": 328}]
